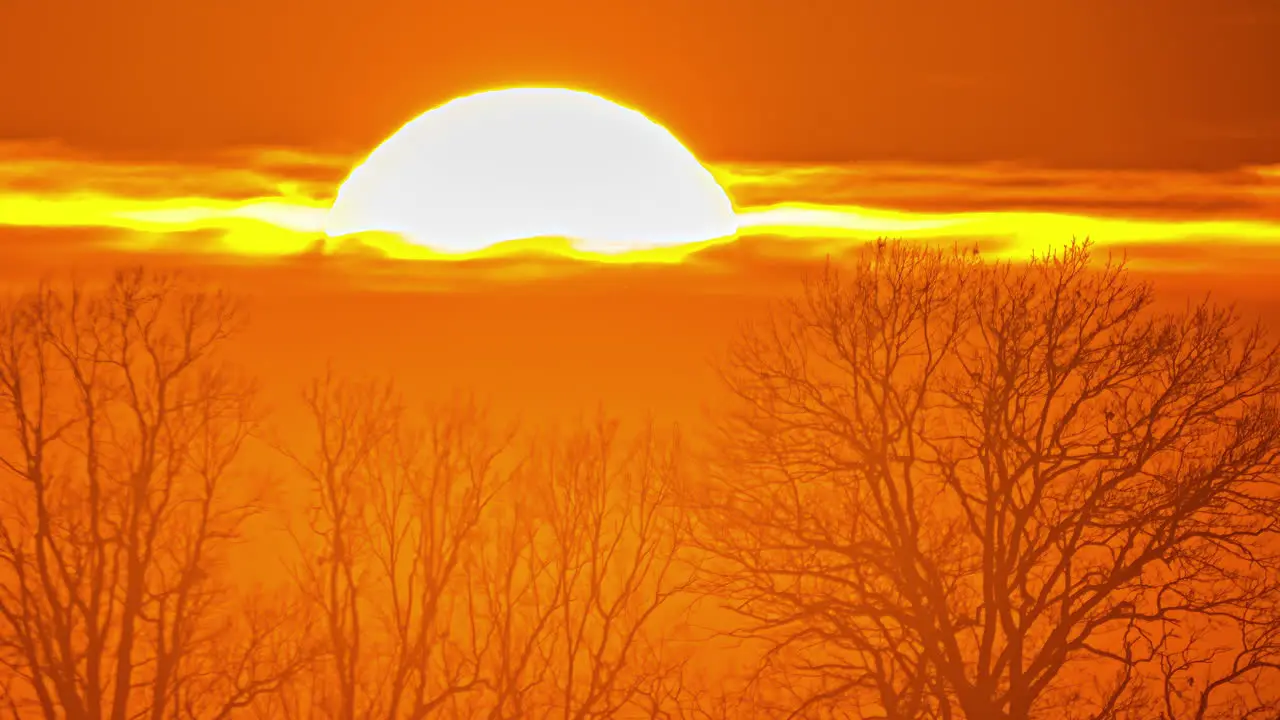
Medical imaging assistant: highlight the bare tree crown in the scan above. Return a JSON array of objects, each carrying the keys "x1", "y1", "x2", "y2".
[
  {"x1": 703, "y1": 240, "x2": 1280, "y2": 720},
  {"x1": 0, "y1": 269, "x2": 309, "y2": 720}
]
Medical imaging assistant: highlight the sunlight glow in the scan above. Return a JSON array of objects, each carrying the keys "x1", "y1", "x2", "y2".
[
  {"x1": 736, "y1": 202, "x2": 1280, "y2": 262},
  {"x1": 2, "y1": 145, "x2": 1280, "y2": 271},
  {"x1": 325, "y1": 88, "x2": 739, "y2": 254},
  {"x1": 0, "y1": 192, "x2": 328, "y2": 254}
]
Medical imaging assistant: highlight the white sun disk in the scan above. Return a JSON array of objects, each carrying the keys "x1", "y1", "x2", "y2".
[{"x1": 325, "y1": 88, "x2": 738, "y2": 254}]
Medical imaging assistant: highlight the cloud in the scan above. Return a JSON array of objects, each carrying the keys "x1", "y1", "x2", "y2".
[
  {"x1": 1, "y1": 142, "x2": 1279, "y2": 277},
  {"x1": 713, "y1": 161, "x2": 1280, "y2": 222}
]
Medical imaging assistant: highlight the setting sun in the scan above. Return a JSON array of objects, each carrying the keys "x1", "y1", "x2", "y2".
[{"x1": 325, "y1": 88, "x2": 738, "y2": 254}]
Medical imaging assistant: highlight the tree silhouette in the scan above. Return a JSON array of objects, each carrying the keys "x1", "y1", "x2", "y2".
[
  {"x1": 284, "y1": 377, "x2": 697, "y2": 719},
  {"x1": 467, "y1": 414, "x2": 697, "y2": 720},
  {"x1": 0, "y1": 269, "x2": 309, "y2": 720},
  {"x1": 282, "y1": 372, "x2": 513, "y2": 719},
  {"x1": 697, "y1": 241, "x2": 1280, "y2": 719},
  {"x1": 6, "y1": 247, "x2": 1278, "y2": 720}
]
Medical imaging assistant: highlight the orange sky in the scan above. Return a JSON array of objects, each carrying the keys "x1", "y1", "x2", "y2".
[
  {"x1": 2, "y1": 1, "x2": 1280, "y2": 430},
  {"x1": 2, "y1": 0, "x2": 1278, "y2": 169}
]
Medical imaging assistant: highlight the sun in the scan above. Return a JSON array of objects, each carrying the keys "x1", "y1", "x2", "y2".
[{"x1": 325, "y1": 88, "x2": 738, "y2": 255}]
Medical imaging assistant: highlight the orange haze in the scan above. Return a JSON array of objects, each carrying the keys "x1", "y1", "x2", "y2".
[{"x1": 2, "y1": 142, "x2": 1280, "y2": 431}]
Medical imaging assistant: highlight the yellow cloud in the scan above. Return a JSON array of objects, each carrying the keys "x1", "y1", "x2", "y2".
[{"x1": 1, "y1": 143, "x2": 1278, "y2": 269}]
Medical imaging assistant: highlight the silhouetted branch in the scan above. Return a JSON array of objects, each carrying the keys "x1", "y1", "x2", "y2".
[
  {"x1": 698, "y1": 240, "x2": 1280, "y2": 719},
  {"x1": 0, "y1": 269, "x2": 293, "y2": 720}
]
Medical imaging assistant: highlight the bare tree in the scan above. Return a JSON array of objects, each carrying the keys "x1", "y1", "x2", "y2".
[
  {"x1": 0, "y1": 269, "x2": 307, "y2": 719},
  {"x1": 467, "y1": 413, "x2": 698, "y2": 720},
  {"x1": 697, "y1": 241, "x2": 1280, "y2": 719},
  {"x1": 283, "y1": 372, "x2": 516, "y2": 719},
  {"x1": 175, "y1": 590, "x2": 318, "y2": 720}
]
